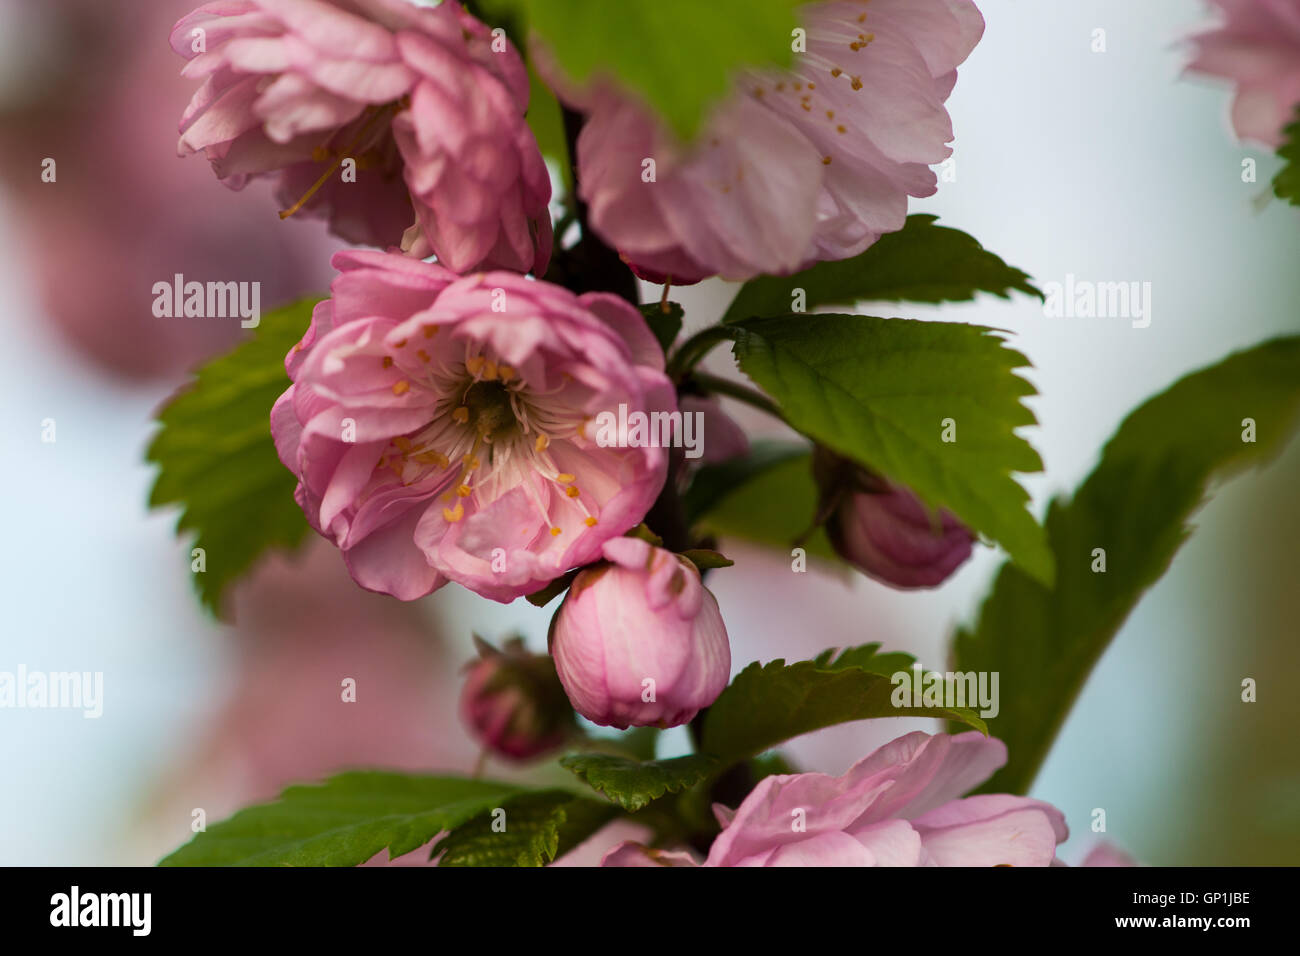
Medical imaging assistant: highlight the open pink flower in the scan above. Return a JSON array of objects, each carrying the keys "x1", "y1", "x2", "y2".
[
  {"x1": 171, "y1": 0, "x2": 552, "y2": 274},
  {"x1": 603, "y1": 732, "x2": 1067, "y2": 866},
  {"x1": 271, "y1": 250, "x2": 674, "y2": 602},
  {"x1": 560, "y1": 0, "x2": 983, "y2": 283},
  {"x1": 1186, "y1": 0, "x2": 1300, "y2": 148}
]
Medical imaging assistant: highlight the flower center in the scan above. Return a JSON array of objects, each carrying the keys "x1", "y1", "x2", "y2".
[{"x1": 375, "y1": 341, "x2": 601, "y2": 541}]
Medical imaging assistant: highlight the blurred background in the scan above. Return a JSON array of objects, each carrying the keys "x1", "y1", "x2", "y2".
[{"x1": 0, "y1": 0, "x2": 1295, "y2": 865}]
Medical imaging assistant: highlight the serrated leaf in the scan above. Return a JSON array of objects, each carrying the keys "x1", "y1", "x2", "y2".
[
  {"x1": 727, "y1": 314, "x2": 1053, "y2": 585},
  {"x1": 954, "y1": 335, "x2": 1300, "y2": 794},
  {"x1": 723, "y1": 215, "x2": 1041, "y2": 323},
  {"x1": 686, "y1": 444, "x2": 836, "y2": 561},
  {"x1": 147, "y1": 298, "x2": 318, "y2": 617},
  {"x1": 519, "y1": 0, "x2": 801, "y2": 140},
  {"x1": 1273, "y1": 107, "x2": 1300, "y2": 207},
  {"x1": 433, "y1": 790, "x2": 617, "y2": 866},
  {"x1": 160, "y1": 772, "x2": 523, "y2": 866},
  {"x1": 641, "y1": 302, "x2": 684, "y2": 355},
  {"x1": 701, "y1": 645, "x2": 987, "y2": 764},
  {"x1": 560, "y1": 753, "x2": 720, "y2": 811}
]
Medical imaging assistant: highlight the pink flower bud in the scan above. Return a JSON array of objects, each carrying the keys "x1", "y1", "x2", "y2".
[
  {"x1": 815, "y1": 448, "x2": 974, "y2": 588},
  {"x1": 459, "y1": 636, "x2": 574, "y2": 761},
  {"x1": 550, "y1": 538, "x2": 731, "y2": 729},
  {"x1": 831, "y1": 484, "x2": 975, "y2": 588}
]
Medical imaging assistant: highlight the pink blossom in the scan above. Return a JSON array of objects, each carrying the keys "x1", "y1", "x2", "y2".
[
  {"x1": 603, "y1": 731, "x2": 1066, "y2": 866},
  {"x1": 271, "y1": 250, "x2": 674, "y2": 602},
  {"x1": 560, "y1": 0, "x2": 984, "y2": 283},
  {"x1": 171, "y1": 0, "x2": 552, "y2": 274},
  {"x1": 1186, "y1": 0, "x2": 1300, "y2": 148},
  {"x1": 550, "y1": 537, "x2": 731, "y2": 729}
]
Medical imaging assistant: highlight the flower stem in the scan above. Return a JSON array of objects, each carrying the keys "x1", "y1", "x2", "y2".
[
  {"x1": 665, "y1": 325, "x2": 735, "y2": 382},
  {"x1": 689, "y1": 371, "x2": 786, "y2": 423}
]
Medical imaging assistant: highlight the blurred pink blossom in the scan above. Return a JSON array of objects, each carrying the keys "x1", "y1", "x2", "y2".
[{"x1": 1186, "y1": 0, "x2": 1300, "y2": 147}]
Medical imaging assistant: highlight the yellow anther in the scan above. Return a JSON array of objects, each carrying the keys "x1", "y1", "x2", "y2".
[
  {"x1": 498, "y1": 365, "x2": 515, "y2": 382},
  {"x1": 382, "y1": 356, "x2": 394, "y2": 368},
  {"x1": 565, "y1": 485, "x2": 580, "y2": 498},
  {"x1": 822, "y1": 156, "x2": 833, "y2": 165},
  {"x1": 443, "y1": 502, "x2": 464, "y2": 522},
  {"x1": 535, "y1": 434, "x2": 550, "y2": 452},
  {"x1": 850, "y1": 76, "x2": 863, "y2": 91},
  {"x1": 456, "y1": 484, "x2": 472, "y2": 498},
  {"x1": 483, "y1": 360, "x2": 498, "y2": 380},
  {"x1": 466, "y1": 355, "x2": 485, "y2": 376},
  {"x1": 556, "y1": 473, "x2": 575, "y2": 484},
  {"x1": 463, "y1": 454, "x2": 480, "y2": 470},
  {"x1": 584, "y1": 516, "x2": 598, "y2": 527},
  {"x1": 423, "y1": 324, "x2": 437, "y2": 338},
  {"x1": 452, "y1": 406, "x2": 470, "y2": 424},
  {"x1": 392, "y1": 380, "x2": 410, "y2": 396},
  {"x1": 393, "y1": 436, "x2": 413, "y2": 452},
  {"x1": 417, "y1": 348, "x2": 431, "y2": 363},
  {"x1": 550, "y1": 527, "x2": 562, "y2": 536}
]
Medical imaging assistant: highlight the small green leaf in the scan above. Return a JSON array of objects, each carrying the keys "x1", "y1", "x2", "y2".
[
  {"x1": 159, "y1": 772, "x2": 523, "y2": 866},
  {"x1": 685, "y1": 444, "x2": 836, "y2": 562},
  {"x1": 519, "y1": 0, "x2": 801, "y2": 140},
  {"x1": 1273, "y1": 107, "x2": 1300, "y2": 207},
  {"x1": 433, "y1": 790, "x2": 617, "y2": 866},
  {"x1": 723, "y1": 215, "x2": 1042, "y2": 323},
  {"x1": 147, "y1": 298, "x2": 318, "y2": 617},
  {"x1": 560, "y1": 753, "x2": 720, "y2": 811},
  {"x1": 701, "y1": 645, "x2": 987, "y2": 765},
  {"x1": 526, "y1": 568, "x2": 579, "y2": 607},
  {"x1": 678, "y1": 548, "x2": 733, "y2": 571},
  {"x1": 728, "y1": 314, "x2": 1053, "y2": 585},
  {"x1": 954, "y1": 335, "x2": 1300, "y2": 794},
  {"x1": 641, "y1": 302, "x2": 684, "y2": 355}
]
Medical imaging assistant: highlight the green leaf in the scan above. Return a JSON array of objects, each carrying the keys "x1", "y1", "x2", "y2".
[
  {"x1": 677, "y1": 548, "x2": 733, "y2": 571},
  {"x1": 146, "y1": 298, "x2": 317, "y2": 617},
  {"x1": 723, "y1": 215, "x2": 1041, "y2": 323},
  {"x1": 527, "y1": 60, "x2": 572, "y2": 193},
  {"x1": 727, "y1": 314, "x2": 1053, "y2": 585},
  {"x1": 701, "y1": 644, "x2": 987, "y2": 764},
  {"x1": 560, "y1": 753, "x2": 720, "y2": 811},
  {"x1": 953, "y1": 335, "x2": 1300, "y2": 795},
  {"x1": 519, "y1": 0, "x2": 801, "y2": 140},
  {"x1": 641, "y1": 302, "x2": 684, "y2": 355},
  {"x1": 686, "y1": 443, "x2": 836, "y2": 562},
  {"x1": 433, "y1": 790, "x2": 618, "y2": 866},
  {"x1": 159, "y1": 772, "x2": 523, "y2": 866},
  {"x1": 1273, "y1": 107, "x2": 1300, "y2": 207}
]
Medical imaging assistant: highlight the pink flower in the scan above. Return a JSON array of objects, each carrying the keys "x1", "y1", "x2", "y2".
[
  {"x1": 1186, "y1": 0, "x2": 1300, "y2": 148},
  {"x1": 603, "y1": 731, "x2": 1067, "y2": 866},
  {"x1": 550, "y1": 537, "x2": 731, "y2": 729},
  {"x1": 171, "y1": 0, "x2": 552, "y2": 274},
  {"x1": 559, "y1": 0, "x2": 983, "y2": 283},
  {"x1": 830, "y1": 483, "x2": 975, "y2": 588},
  {"x1": 459, "y1": 636, "x2": 574, "y2": 761},
  {"x1": 271, "y1": 250, "x2": 674, "y2": 602}
]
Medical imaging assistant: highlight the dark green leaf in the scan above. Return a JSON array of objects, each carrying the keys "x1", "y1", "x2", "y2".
[
  {"x1": 433, "y1": 790, "x2": 617, "y2": 866},
  {"x1": 1273, "y1": 107, "x2": 1300, "y2": 207},
  {"x1": 691, "y1": 448, "x2": 836, "y2": 562},
  {"x1": 728, "y1": 314, "x2": 1052, "y2": 584},
  {"x1": 954, "y1": 335, "x2": 1300, "y2": 794},
  {"x1": 560, "y1": 753, "x2": 720, "y2": 811},
  {"x1": 146, "y1": 298, "x2": 317, "y2": 617},
  {"x1": 678, "y1": 548, "x2": 733, "y2": 571},
  {"x1": 701, "y1": 644, "x2": 987, "y2": 764},
  {"x1": 722, "y1": 215, "x2": 1041, "y2": 323},
  {"x1": 160, "y1": 772, "x2": 522, "y2": 866},
  {"x1": 641, "y1": 302, "x2": 684, "y2": 355}
]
